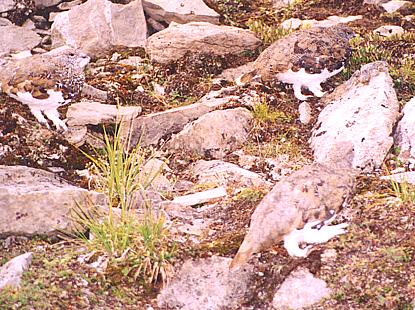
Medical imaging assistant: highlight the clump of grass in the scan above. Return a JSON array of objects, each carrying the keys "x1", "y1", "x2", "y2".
[
  {"x1": 389, "y1": 178, "x2": 415, "y2": 204},
  {"x1": 251, "y1": 97, "x2": 292, "y2": 126},
  {"x1": 247, "y1": 18, "x2": 293, "y2": 44},
  {"x1": 233, "y1": 188, "x2": 266, "y2": 204},
  {"x1": 71, "y1": 125, "x2": 175, "y2": 286}
]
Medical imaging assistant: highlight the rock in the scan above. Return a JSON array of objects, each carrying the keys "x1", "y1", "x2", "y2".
[
  {"x1": 145, "y1": 21, "x2": 261, "y2": 64},
  {"x1": 166, "y1": 108, "x2": 253, "y2": 159},
  {"x1": 381, "y1": 171, "x2": 415, "y2": 185},
  {"x1": 281, "y1": 15, "x2": 362, "y2": 30},
  {"x1": 0, "y1": 0, "x2": 14, "y2": 13},
  {"x1": 192, "y1": 160, "x2": 271, "y2": 188},
  {"x1": 51, "y1": 0, "x2": 147, "y2": 58},
  {"x1": 374, "y1": 25, "x2": 405, "y2": 37},
  {"x1": 0, "y1": 17, "x2": 12, "y2": 26},
  {"x1": 272, "y1": 0, "x2": 296, "y2": 10},
  {"x1": 66, "y1": 101, "x2": 142, "y2": 126},
  {"x1": 310, "y1": 61, "x2": 399, "y2": 172},
  {"x1": 142, "y1": 0, "x2": 220, "y2": 25},
  {"x1": 381, "y1": 0, "x2": 411, "y2": 13},
  {"x1": 363, "y1": 0, "x2": 389, "y2": 4},
  {"x1": 157, "y1": 256, "x2": 253, "y2": 310},
  {"x1": 172, "y1": 186, "x2": 227, "y2": 207},
  {"x1": 34, "y1": 0, "x2": 62, "y2": 7},
  {"x1": 272, "y1": 268, "x2": 331, "y2": 309},
  {"x1": 0, "y1": 165, "x2": 106, "y2": 236},
  {"x1": 141, "y1": 158, "x2": 172, "y2": 192},
  {"x1": 57, "y1": 0, "x2": 83, "y2": 10},
  {"x1": 0, "y1": 253, "x2": 33, "y2": 290},
  {"x1": 81, "y1": 84, "x2": 108, "y2": 101},
  {"x1": 298, "y1": 102, "x2": 312, "y2": 124},
  {"x1": 230, "y1": 162, "x2": 356, "y2": 268},
  {"x1": 395, "y1": 97, "x2": 415, "y2": 161},
  {"x1": 120, "y1": 88, "x2": 239, "y2": 148},
  {"x1": 0, "y1": 25, "x2": 41, "y2": 55}
]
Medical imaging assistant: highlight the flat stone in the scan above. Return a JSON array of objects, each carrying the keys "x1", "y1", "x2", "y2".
[
  {"x1": 0, "y1": 165, "x2": 106, "y2": 236},
  {"x1": 145, "y1": 21, "x2": 261, "y2": 64},
  {"x1": 192, "y1": 160, "x2": 271, "y2": 188},
  {"x1": 298, "y1": 101, "x2": 312, "y2": 124},
  {"x1": 310, "y1": 61, "x2": 399, "y2": 172},
  {"x1": 172, "y1": 186, "x2": 227, "y2": 207},
  {"x1": 0, "y1": 253, "x2": 33, "y2": 290},
  {"x1": 143, "y1": 0, "x2": 220, "y2": 25},
  {"x1": 57, "y1": 0, "x2": 83, "y2": 10},
  {"x1": 381, "y1": 171, "x2": 415, "y2": 185},
  {"x1": 120, "y1": 88, "x2": 238, "y2": 148},
  {"x1": 157, "y1": 256, "x2": 253, "y2": 310},
  {"x1": 272, "y1": 268, "x2": 331, "y2": 309},
  {"x1": 34, "y1": 0, "x2": 62, "y2": 7},
  {"x1": 66, "y1": 101, "x2": 142, "y2": 126},
  {"x1": 0, "y1": 25, "x2": 41, "y2": 55}
]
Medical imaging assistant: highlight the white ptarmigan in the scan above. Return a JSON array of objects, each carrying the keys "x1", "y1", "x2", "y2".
[
  {"x1": 236, "y1": 25, "x2": 354, "y2": 100},
  {"x1": 0, "y1": 46, "x2": 90, "y2": 131}
]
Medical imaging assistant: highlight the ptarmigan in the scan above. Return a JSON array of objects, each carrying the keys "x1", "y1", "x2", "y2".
[
  {"x1": 0, "y1": 46, "x2": 90, "y2": 131},
  {"x1": 236, "y1": 25, "x2": 354, "y2": 101},
  {"x1": 229, "y1": 162, "x2": 357, "y2": 269}
]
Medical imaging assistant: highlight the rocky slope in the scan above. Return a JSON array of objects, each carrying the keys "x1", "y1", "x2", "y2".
[{"x1": 1, "y1": 0, "x2": 415, "y2": 309}]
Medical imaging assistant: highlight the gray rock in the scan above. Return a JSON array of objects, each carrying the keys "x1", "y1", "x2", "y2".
[
  {"x1": 374, "y1": 25, "x2": 405, "y2": 37},
  {"x1": 0, "y1": 0, "x2": 14, "y2": 13},
  {"x1": 381, "y1": 171, "x2": 415, "y2": 185},
  {"x1": 120, "y1": 88, "x2": 238, "y2": 148},
  {"x1": 34, "y1": 0, "x2": 62, "y2": 7},
  {"x1": 381, "y1": 0, "x2": 411, "y2": 13},
  {"x1": 157, "y1": 256, "x2": 253, "y2": 310},
  {"x1": 172, "y1": 186, "x2": 227, "y2": 207},
  {"x1": 310, "y1": 61, "x2": 400, "y2": 172},
  {"x1": 143, "y1": 0, "x2": 220, "y2": 25},
  {"x1": 298, "y1": 102, "x2": 312, "y2": 125},
  {"x1": 363, "y1": 0, "x2": 389, "y2": 4},
  {"x1": 272, "y1": 268, "x2": 331, "y2": 309},
  {"x1": 192, "y1": 160, "x2": 272, "y2": 188},
  {"x1": 57, "y1": 0, "x2": 83, "y2": 10},
  {"x1": 51, "y1": 0, "x2": 147, "y2": 58},
  {"x1": 0, "y1": 17, "x2": 12, "y2": 26},
  {"x1": 66, "y1": 101, "x2": 142, "y2": 126},
  {"x1": 0, "y1": 165, "x2": 107, "y2": 236},
  {"x1": 395, "y1": 97, "x2": 415, "y2": 161},
  {"x1": 0, "y1": 253, "x2": 33, "y2": 290},
  {"x1": 145, "y1": 21, "x2": 261, "y2": 64},
  {"x1": 272, "y1": 0, "x2": 296, "y2": 9},
  {"x1": 0, "y1": 25, "x2": 41, "y2": 55},
  {"x1": 166, "y1": 107, "x2": 253, "y2": 159}
]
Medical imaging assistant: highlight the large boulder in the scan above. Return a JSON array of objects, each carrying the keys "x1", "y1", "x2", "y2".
[
  {"x1": 309, "y1": 61, "x2": 400, "y2": 172},
  {"x1": 166, "y1": 108, "x2": 253, "y2": 159},
  {"x1": 143, "y1": 0, "x2": 220, "y2": 25},
  {"x1": 145, "y1": 21, "x2": 261, "y2": 64},
  {"x1": 0, "y1": 165, "x2": 106, "y2": 237},
  {"x1": 0, "y1": 25, "x2": 41, "y2": 55},
  {"x1": 0, "y1": 0, "x2": 14, "y2": 13},
  {"x1": 51, "y1": 0, "x2": 147, "y2": 58}
]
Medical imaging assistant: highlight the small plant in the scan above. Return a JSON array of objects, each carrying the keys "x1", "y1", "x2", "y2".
[
  {"x1": 389, "y1": 178, "x2": 415, "y2": 204},
  {"x1": 247, "y1": 18, "x2": 293, "y2": 44},
  {"x1": 252, "y1": 97, "x2": 292, "y2": 126},
  {"x1": 233, "y1": 188, "x2": 266, "y2": 204},
  {"x1": 71, "y1": 125, "x2": 175, "y2": 286}
]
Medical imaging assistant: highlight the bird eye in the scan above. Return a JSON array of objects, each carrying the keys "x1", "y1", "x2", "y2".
[{"x1": 69, "y1": 52, "x2": 75, "y2": 56}]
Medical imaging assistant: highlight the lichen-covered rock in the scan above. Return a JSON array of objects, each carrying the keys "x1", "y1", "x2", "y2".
[
  {"x1": 145, "y1": 21, "x2": 261, "y2": 64},
  {"x1": 310, "y1": 61, "x2": 400, "y2": 172}
]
